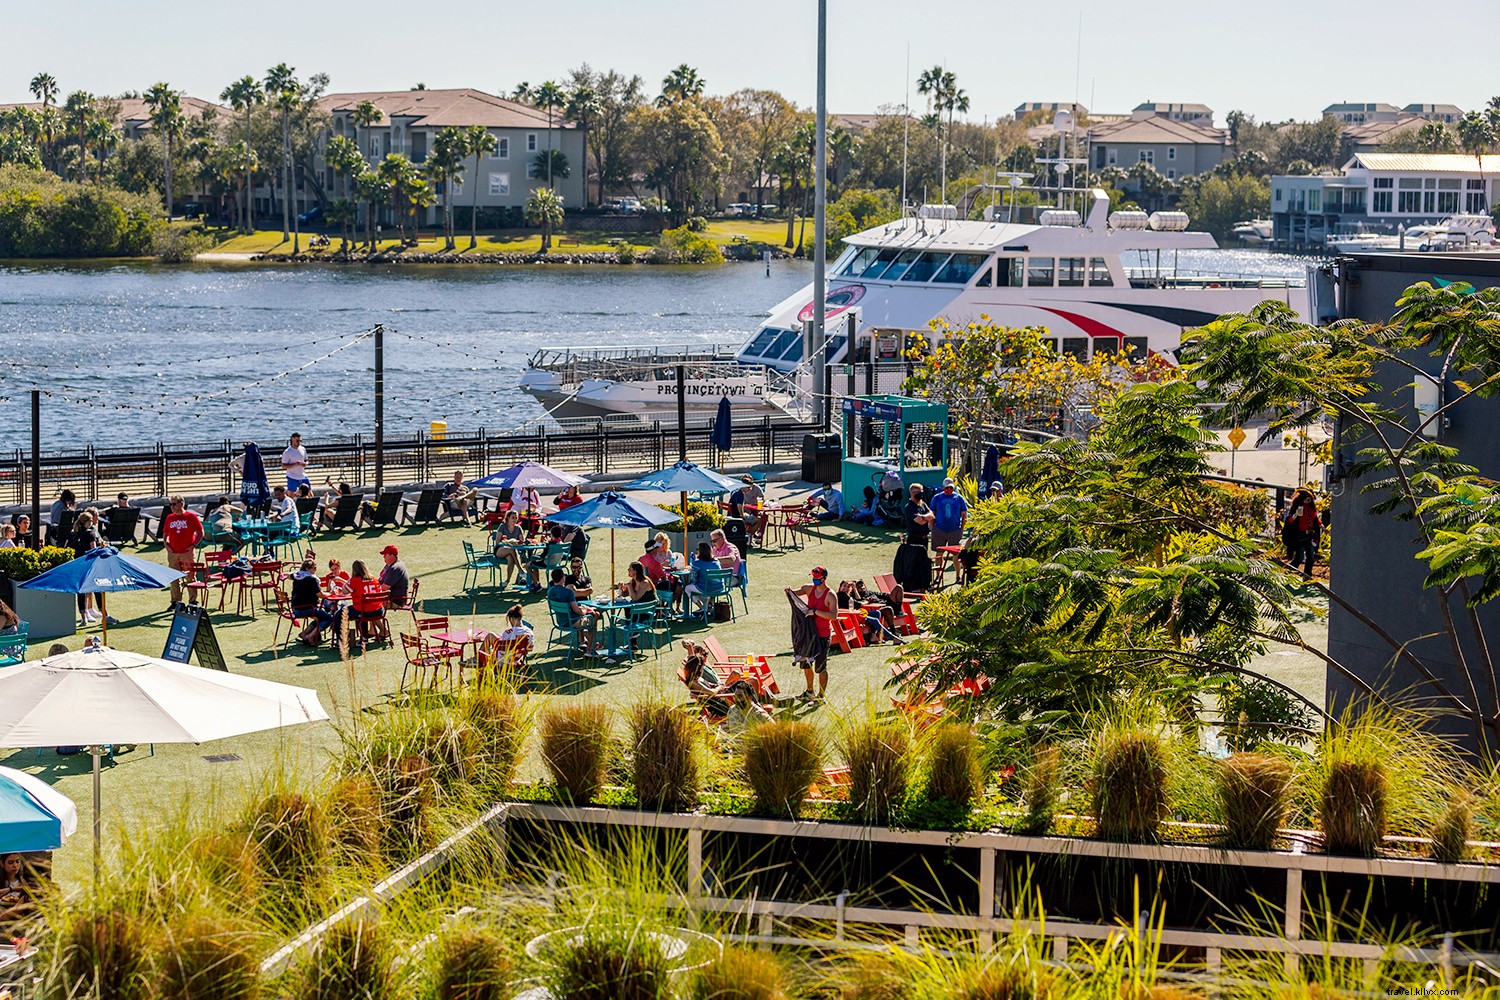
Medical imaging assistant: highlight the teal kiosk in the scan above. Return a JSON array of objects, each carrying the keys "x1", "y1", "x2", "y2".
[{"x1": 839, "y1": 394, "x2": 950, "y2": 500}]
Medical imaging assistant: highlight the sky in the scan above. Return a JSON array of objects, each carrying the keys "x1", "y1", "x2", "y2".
[{"x1": 5, "y1": 0, "x2": 1497, "y2": 126}]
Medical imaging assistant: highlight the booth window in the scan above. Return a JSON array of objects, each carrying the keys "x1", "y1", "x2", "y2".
[{"x1": 859, "y1": 247, "x2": 903, "y2": 279}]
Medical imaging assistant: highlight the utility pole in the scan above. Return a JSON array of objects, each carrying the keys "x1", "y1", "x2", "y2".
[
  {"x1": 30, "y1": 390, "x2": 40, "y2": 548},
  {"x1": 813, "y1": 0, "x2": 829, "y2": 433},
  {"x1": 374, "y1": 324, "x2": 385, "y2": 493}
]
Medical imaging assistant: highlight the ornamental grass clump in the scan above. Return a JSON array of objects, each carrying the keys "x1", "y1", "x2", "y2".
[
  {"x1": 1431, "y1": 793, "x2": 1474, "y2": 864},
  {"x1": 156, "y1": 914, "x2": 261, "y2": 1000},
  {"x1": 1016, "y1": 746, "x2": 1062, "y2": 835},
  {"x1": 379, "y1": 755, "x2": 435, "y2": 861},
  {"x1": 629, "y1": 701, "x2": 701, "y2": 812},
  {"x1": 302, "y1": 914, "x2": 395, "y2": 1000},
  {"x1": 1091, "y1": 724, "x2": 1169, "y2": 843},
  {"x1": 324, "y1": 775, "x2": 384, "y2": 869},
  {"x1": 841, "y1": 718, "x2": 912, "y2": 826},
  {"x1": 433, "y1": 928, "x2": 514, "y2": 1000},
  {"x1": 925, "y1": 723, "x2": 983, "y2": 813},
  {"x1": 59, "y1": 909, "x2": 153, "y2": 1000},
  {"x1": 1216, "y1": 753, "x2": 1292, "y2": 850},
  {"x1": 688, "y1": 946, "x2": 789, "y2": 1000},
  {"x1": 546, "y1": 919, "x2": 672, "y2": 1000},
  {"x1": 742, "y1": 719, "x2": 822, "y2": 818},
  {"x1": 240, "y1": 791, "x2": 328, "y2": 920},
  {"x1": 949, "y1": 958, "x2": 1056, "y2": 999},
  {"x1": 540, "y1": 704, "x2": 613, "y2": 805},
  {"x1": 460, "y1": 687, "x2": 529, "y2": 796},
  {"x1": 1320, "y1": 754, "x2": 1387, "y2": 856}
]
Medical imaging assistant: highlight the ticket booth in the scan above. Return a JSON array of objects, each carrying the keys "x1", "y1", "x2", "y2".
[{"x1": 839, "y1": 395, "x2": 949, "y2": 501}]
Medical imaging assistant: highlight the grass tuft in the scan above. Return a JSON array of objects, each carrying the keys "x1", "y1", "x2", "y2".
[
  {"x1": 742, "y1": 719, "x2": 823, "y2": 818},
  {"x1": 240, "y1": 791, "x2": 327, "y2": 916},
  {"x1": 841, "y1": 718, "x2": 912, "y2": 826},
  {"x1": 302, "y1": 914, "x2": 394, "y2": 1000},
  {"x1": 687, "y1": 945, "x2": 789, "y2": 1000},
  {"x1": 547, "y1": 919, "x2": 672, "y2": 1000},
  {"x1": 433, "y1": 927, "x2": 514, "y2": 1000},
  {"x1": 324, "y1": 775, "x2": 384, "y2": 869},
  {"x1": 540, "y1": 704, "x2": 613, "y2": 805},
  {"x1": 1216, "y1": 753, "x2": 1292, "y2": 850},
  {"x1": 1091, "y1": 724, "x2": 1169, "y2": 843},
  {"x1": 1320, "y1": 757, "x2": 1388, "y2": 856},
  {"x1": 1016, "y1": 746, "x2": 1062, "y2": 835},
  {"x1": 950, "y1": 954, "x2": 1056, "y2": 999},
  {"x1": 629, "y1": 701, "x2": 701, "y2": 812},
  {"x1": 59, "y1": 908, "x2": 153, "y2": 1000},
  {"x1": 1431, "y1": 793, "x2": 1474, "y2": 864},
  {"x1": 380, "y1": 755, "x2": 435, "y2": 860},
  {"x1": 156, "y1": 913, "x2": 262, "y2": 1000},
  {"x1": 925, "y1": 723, "x2": 984, "y2": 813},
  {"x1": 460, "y1": 687, "x2": 530, "y2": 795}
]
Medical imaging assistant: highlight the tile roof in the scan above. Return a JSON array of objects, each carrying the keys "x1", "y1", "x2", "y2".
[
  {"x1": 320, "y1": 88, "x2": 567, "y2": 129},
  {"x1": 0, "y1": 95, "x2": 225, "y2": 130},
  {"x1": 1324, "y1": 102, "x2": 1400, "y2": 114},
  {"x1": 1133, "y1": 102, "x2": 1211, "y2": 114},
  {"x1": 1089, "y1": 115, "x2": 1225, "y2": 145}
]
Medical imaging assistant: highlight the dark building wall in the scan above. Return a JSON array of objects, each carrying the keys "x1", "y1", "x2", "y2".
[{"x1": 1327, "y1": 253, "x2": 1500, "y2": 748}]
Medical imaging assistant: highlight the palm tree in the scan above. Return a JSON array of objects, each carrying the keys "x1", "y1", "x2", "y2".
[
  {"x1": 326, "y1": 135, "x2": 363, "y2": 202},
  {"x1": 220, "y1": 76, "x2": 263, "y2": 233},
  {"x1": 1457, "y1": 111, "x2": 1496, "y2": 191},
  {"x1": 29, "y1": 73, "x2": 57, "y2": 167},
  {"x1": 352, "y1": 100, "x2": 383, "y2": 163},
  {"x1": 827, "y1": 125, "x2": 854, "y2": 196},
  {"x1": 144, "y1": 83, "x2": 184, "y2": 214},
  {"x1": 222, "y1": 139, "x2": 257, "y2": 230},
  {"x1": 532, "y1": 81, "x2": 566, "y2": 189},
  {"x1": 377, "y1": 153, "x2": 419, "y2": 244},
  {"x1": 461, "y1": 124, "x2": 497, "y2": 249},
  {"x1": 405, "y1": 175, "x2": 436, "y2": 244},
  {"x1": 917, "y1": 67, "x2": 967, "y2": 204},
  {"x1": 657, "y1": 64, "x2": 704, "y2": 107},
  {"x1": 533, "y1": 150, "x2": 569, "y2": 184},
  {"x1": 84, "y1": 113, "x2": 115, "y2": 178},
  {"x1": 63, "y1": 91, "x2": 93, "y2": 181},
  {"x1": 263, "y1": 63, "x2": 299, "y2": 244},
  {"x1": 565, "y1": 86, "x2": 601, "y2": 204},
  {"x1": 327, "y1": 198, "x2": 358, "y2": 253},
  {"x1": 426, "y1": 127, "x2": 466, "y2": 250},
  {"x1": 355, "y1": 169, "x2": 383, "y2": 251},
  {"x1": 511, "y1": 82, "x2": 533, "y2": 103},
  {"x1": 525, "y1": 186, "x2": 564, "y2": 253}
]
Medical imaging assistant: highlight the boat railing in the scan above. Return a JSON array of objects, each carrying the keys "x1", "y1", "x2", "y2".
[
  {"x1": 1123, "y1": 269, "x2": 1305, "y2": 290},
  {"x1": 527, "y1": 343, "x2": 745, "y2": 384}
]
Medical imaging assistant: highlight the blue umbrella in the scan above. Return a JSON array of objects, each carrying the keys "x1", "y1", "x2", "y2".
[
  {"x1": 623, "y1": 461, "x2": 739, "y2": 495},
  {"x1": 542, "y1": 491, "x2": 679, "y2": 593},
  {"x1": 981, "y1": 445, "x2": 1000, "y2": 494},
  {"x1": 0, "y1": 765, "x2": 77, "y2": 853},
  {"x1": 710, "y1": 396, "x2": 734, "y2": 453},
  {"x1": 469, "y1": 461, "x2": 584, "y2": 491},
  {"x1": 17, "y1": 546, "x2": 184, "y2": 642},
  {"x1": 240, "y1": 443, "x2": 270, "y2": 512}
]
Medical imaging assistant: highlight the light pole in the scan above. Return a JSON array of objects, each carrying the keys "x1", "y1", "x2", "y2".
[{"x1": 812, "y1": 0, "x2": 828, "y2": 431}]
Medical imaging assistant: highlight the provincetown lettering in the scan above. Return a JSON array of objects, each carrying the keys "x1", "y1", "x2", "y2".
[{"x1": 653, "y1": 382, "x2": 765, "y2": 397}]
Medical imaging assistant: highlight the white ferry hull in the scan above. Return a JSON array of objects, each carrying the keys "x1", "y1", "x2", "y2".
[{"x1": 520, "y1": 369, "x2": 788, "y2": 420}]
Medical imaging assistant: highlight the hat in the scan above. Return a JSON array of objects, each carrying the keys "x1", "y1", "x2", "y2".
[
  {"x1": 380, "y1": 544, "x2": 399, "y2": 556},
  {"x1": 645, "y1": 539, "x2": 661, "y2": 552},
  {"x1": 810, "y1": 566, "x2": 828, "y2": 578},
  {"x1": 942, "y1": 477, "x2": 956, "y2": 488},
  {"x1": 741, "y1": 474, "x2": 755, "y2": 484}
]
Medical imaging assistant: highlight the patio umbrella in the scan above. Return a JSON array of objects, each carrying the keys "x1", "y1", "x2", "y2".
[
  {"x1": 468, "y1": 461, "x2": 584, "y2": 491},
  {"x1": 240, "y1": 442, "x2": 270, "y2": 513},
  {"x1": 15, "y1": 545, "x2": 184, "y2": 643},
  {"x1": 981, "y1": 445, "x2": 1000, "y2": 494},
  {"x1": 0, "y1": 643, "x2": 328, "y2": 878},
  {"x1": 623, "y1": 461, "x2": 739, "y2": 562},
  {"x1": 543, "y1": 490, "x2": 679, "y2": 593},
  {"x1": 710, "y1": 396, "x2": 734, "y2": 454},
  {"x1": 0, "y1": 765, "x2": 77, "y2": 853}
]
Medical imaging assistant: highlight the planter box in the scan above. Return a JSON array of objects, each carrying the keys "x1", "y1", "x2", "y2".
[
  {"x1": 657, "y1": 529, "x2": 713, "y2": 558},
  {"x1": 13, "y1": 586, "x2": 76, "y2": 640}
]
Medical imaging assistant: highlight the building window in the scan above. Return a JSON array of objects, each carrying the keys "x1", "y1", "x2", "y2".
[
  {"x1": 1438, "y1": 191, "x2": 1459, "y2": 213},
  {"x1": 1273, "y1": 186, "x2": 1283, "y2": 204},
  {"x1": 1107, "y1": 148, "x2": 1117, "y2": 165},
  {"x1": 1398, "y1": 190, "x2": 1422, "y2": 212},
  {"x1": 369, "y1": 135, "x2": 384, "y2": 159},
  {"x1": 1423, "y1": 191, "x2": 1435, "y2": 213},
  {"x1": 526, "y1": 133, "x2": 537, "y2": 152},
  {"x1": 526, "y1": 161, "x2": 540, "y2": 179},
  {"x1": 1307, "y1": 189, "x2": 1321, "y2": 212},
  {"x1": 1166, "y1": 169, "x2": 1176, "y2": 180},
  {"x1": 489, "y1": 172, "x2": 509, "y2": 196},
  {"x1": 1139, "y1": 149, "x2": 1154, "y2": 166},
  {"x1": 1373, "y1": 190, "x2": 1393, "y2": 213},
  {"x1": 1167, "y1": 146, "x2": 1176, "y2": 160},
  {"x1": 1467, "y1": 179, "x2": 1488, "y2": 213},
  {"x1": 497, "y1": 137, "x2": 509, "y2": 158}
]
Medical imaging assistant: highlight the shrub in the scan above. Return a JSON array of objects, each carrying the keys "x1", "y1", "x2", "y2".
[
  {"x1": 842, "y1": 719, "x2": 911, "y2": 825},
  {"x1": 651, "y1": 225, "x2": 725, "y2": 265},
  {"x1": 460, "y1": 689, "x2": 528, "y2": 795},
  {"x1": 157, "y1": 914, "x2": 261, "y2": 1000},
  {"x1": 742, "y1": 720, "x2": 822, "y2": 818},
  {"x1": 1320, "y1": 757, "x2": 1388, "y2": 856},
  {"x1": 615, "y1": 243, "x2": 638, "y2": 264},
  {"x1": 1432, "y1": 794, "x2": 1473, "y2": 864},
  {"x1": 949, "y1": 957, "x2": 1055, "y2": 999},
  {"x1": 325, "y1": 775, "x2": 383, "y2": 868},
  {"x1": 688, "y1": 945, "x2": 788, "y2": 1000},
  {"x1": 0, "y1": 165, "x2": 161, "y2": 258},
  {"x1": 1016, "y1": 746, "x2": 1062, "y2": 835},
  {"x1": 657, "y1": 500, "x2": 725, "y2": 533},
  {"x1": 154, "y1": 227, "x2": 214, "y2": 263},
  {"x1": 547, "y1": 921, "x2": 671, "y2": 1000},
  {"x1": 1091, "y1": 725, "x2": 1169, "y2": 843},
  {"x1": 0, "y1": 544, "x2": 77, "y2": 580},
  {"x1": 926, "y1": 724, "x2": 983, "y2": 812},
  {"x1": 434, "y1": 929, "x2": 513, "y2": 1000},
  {"x1": 1216, "y1": 753, "x2": 1292, "y2": 850},
  {"x1": 629, "y1": 701, "x2": 701, "y2": 812},
  {"x1": 378, "y1": 755, "x2": 434, "y2": 859},
  {"x1": 241, "y1": 791, "x2": 327, "y2": 916},
  {"x1": 303, "y1": 915, "x2": 394, "y2": 1000},
  {"x1": 686, "y1": 215, "x2": 708, "y2": 232},
  {"x1": 540, "y1": 704, "x2": 612, "y2": 805},
  {"x1": 59, "y1": 909, "x2": 152, "y2": 1000}
]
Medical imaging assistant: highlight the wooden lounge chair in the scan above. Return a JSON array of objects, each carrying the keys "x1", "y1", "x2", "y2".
[
  {"x1": 402, "y1": 488, "x2": 447, "y2": 525},
  {"x1": 360, "y1": 490, "x2": 403, "y2": 528}
]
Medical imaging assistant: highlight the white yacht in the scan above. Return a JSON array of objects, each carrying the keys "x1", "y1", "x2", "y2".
[
  {"x1": 1326, "y1": 215, "x2": 1495, "y2": 254},
  {"x1": 737, "y1": 190, "x2": 1310, "y2": 372},
  {"x1": 1230, "y1": 219, "x2": 1273, "y2": 245}
]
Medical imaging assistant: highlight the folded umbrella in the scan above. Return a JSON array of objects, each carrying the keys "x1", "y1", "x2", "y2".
[
  {"x1": 711, "y1": 396, "x2": 734, "y2": 453},
  {"x1": 240, "y1": 442, "x2": 270, "y2": 512}
]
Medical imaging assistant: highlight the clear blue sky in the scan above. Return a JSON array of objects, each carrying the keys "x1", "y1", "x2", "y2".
[{"x1": 6, "y1": 0, "x2": 1496, "y2": 125}]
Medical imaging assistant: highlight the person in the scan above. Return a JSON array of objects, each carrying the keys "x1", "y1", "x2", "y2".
[
  {"x1": 0, "y1": 596, "x2": 21, "y2": 635},
  {"x1": 496, "y1": 603, "x2": 534, "y2": 646},
  {"x1": 903, "y1": 483, "x2": 933, "y2": 546},
  {"x1": 321, "y1": 557, "x2": 352, "y2": 614},
  {"x1": 987, "y1": 480, "x2": 1005, "y2": 500},
  {"x1": 722, "y1": 680, "x2": 772, "y2": 734},
  {"x1": 709, "y1": 527, "x2": 742, "y2": 572},
  {"x1": 343, "y1": 560, "x2": 386, "y2": 647},
  {"x1": 654, "y1": 531, "x2": 688, "y2": 572},
  {"x1": 14, "y1": 514, "x2": 30, "y2": 547},
  {"x1": 442, "y1": 470, "x2": 479, "y2": 524},
  {"x1": 729, "y1": 474, "x2": 763, "y2": 534},
  {"x1": 320, "y1": 481, "x2": 352, "y2": 528},
  {"x1": 518, "y1": 484, "x2": 541, "y2": 515},
  {"x1": 378, "y1": 544, "x2": 411, "y2": 607},
  {"x1": 0, "y1": 524, "x2": 15, "y2": 549},
  {"x1": 491, "y1": 510, "x2": 527, "y2": 588},
  {"x1": 269, "y1": 485, "x2": 298, "y2": 524},
  {"x1": 47, "y1": 489, "x2": 76, "y2": 545},
  {"x1": 810, "y1": 481, "x2": 844, "y2": 521},
  {"x1": 787, "y1": 565, "x2": 838, "y2": 702},
  {"x1": 101, "y1": 492, "x2": 134, "y2": 536},
  {"x1": 1282, "y1": 488, "x2": 1321, "y2": 579},
  {"x1": 546, "y1": 566, "x2": 602, "y2": 660},
  {"x1": 291, "y1": 556, "x2": 337, "y2": 645},
  {"x1": 929, "y1": 478, "x2": 969, "y2": 549},
  {"x1": 682, "y1": 541, "x2": 719, "y2": 616},
  {"x1": 681, "y1": 649, "x2": 727, "y2": 709},
  {"x1": 849, "y1": 486, "x2": 881, "y2": 526},
  {"x1": 281, "y1": 432, "x2": 310, "y2": 491},
  {"x1": 0, "y1": 852, "x2": 45, "y2": 934},
  {"x1": 564, "y1": 556, "x2": 593, "y2": 600},
  {"x1": 554, "y1": 484, "x2": 584, "y2": 509},
  {"x1": 205, "y1": 496, "x2": 243, "y2": 549},
  {"x1": 526, "y1": 523, "x2": 567, "y2": 593},
  {"x1": 69, "y1": 510, "x2": 112, "y2": 625},
  {"x1": 617, "y1": 560, "x2": 657, "y2": 604}
]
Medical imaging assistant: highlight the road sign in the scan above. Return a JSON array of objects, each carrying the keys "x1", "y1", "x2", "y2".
[{"x1": 1228, "y1": 426, "x2": 1247, "y2": 450}]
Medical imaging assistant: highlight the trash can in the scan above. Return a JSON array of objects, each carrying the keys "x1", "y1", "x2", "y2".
[
  {"x1": 801, "y1": 433, "x2": 841, "y2": 483},
  {"x1": 723, "y1": 517, "x2": 748, "y2": 557}
]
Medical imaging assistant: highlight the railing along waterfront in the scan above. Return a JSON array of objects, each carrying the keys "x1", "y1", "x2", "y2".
[{"x1": 0, "y1": 416, "x2": 821, "y2": 506}]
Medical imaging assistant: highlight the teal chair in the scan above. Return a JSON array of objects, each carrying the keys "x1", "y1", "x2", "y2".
[
  {"x1": 654, "y1": 587, "x2": 676, "y2": 641},
  {"x1": 691, "y1": 567, "x2": 736, "y2": 623},
  {"x1": 621, "y1": 601, "x2": 662, "y2": 660},
  {"x1": 0, "y1": 627, "x2": 27, "y2": 667},
  {"x1": 733, "y1": 561, "x2": 750, "y2": 616},
  {"x1": 546, "y1": 599, "x2": 587, "y2": 665},
  {"x1": 462, "y1": 540, "x2": 500, "y2": 591}
]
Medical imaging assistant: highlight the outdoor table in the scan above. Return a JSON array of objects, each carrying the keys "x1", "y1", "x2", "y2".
[
  {"x1": 580, "y1": 598, "x2": 637, "y2": 659},
  {"x1": 935, "y1": 543, "x2": 964, "y2": 588},
  {"x1": 433, "y1": 628, "x2": 493, "y2": 660}
]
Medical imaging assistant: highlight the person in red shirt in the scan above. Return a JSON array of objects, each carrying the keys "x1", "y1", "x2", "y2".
[
  {"x1": 554, "y1": 485, "x2": 584, "y2": 509},
  {"x1": 788, "y1": 565, "x2": 838, "y2": 701},
  {"x1": 161, "y1": 496, "x2": 203, "y2": 606}
]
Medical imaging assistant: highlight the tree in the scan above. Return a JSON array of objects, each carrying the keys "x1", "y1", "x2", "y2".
[
  {"x1": 1177, "y1": 174, "x2": 1271, "y2": 241},
  {"x1": 525, "y1": 186, "x2": 564, "y2": 252},
  {"x1": 62, "y1": 91, "x2": 93, "y2": 181},
  {"x1": 1456, "y1": 111, "x2": 1496, "y2": 187},
  {"x1": 533, "y1": 149, "x2": 569, "y2": 183},
  {"x1": 355, "y1": 169, "x2": 383, "y2": 251},
  {"x1": 143, "y1": 82, "x2": 183, "y2": 215},
  {"x1": 1225, "y1": 109, "x2": 1251, "y2": 155},
  {"x1": 376, "y1": 153, "x2": 419, "y2": 244},
  {"x1": 565, "y1": 85, "x2": 602, "y2": 204},
  {"x1": 774, "y1": 123, "x2": 813, "y2": 248},
  {"x1": 917, "y1": 67, "x2": 968, "y2": 204},
  {"x1": 460, "y1": 124, "x2": 497, "y2": 249},
  {"x1": 568, "y1": 67, "x2": 644, "y2": 206},
  {"x1": 510, "y1": 82, "x2": 533, "y2": 103},
  {"x1": 326, "y1": 198, "x2": 357, "y2": 252},
  {"x1": 531, "y1": 80, "x2": 566, "y2": 189},
  {"x1": 631, "y1": 100, "x2": 725, "y2": 226},
  {"x1": 723, "y1": 89, "x2": 800, "y2": 213},
  {"x1": 657, "y1": 64, "x2": 705, "y2": 107},
  {"x1": 426, "y1": 127, "x2": 466, "y2": 250},
  {"x1": 1126, "y1": 161, "x2": 1174, "y2": 213},
  {"x1": 220, "y1": 75, "x2": 263, "y2": 233},
  {"x1": 263, "y1": 63, "x2": 300, "y2": 244},
  {"x1": 1273, "y1": 117, "x2": 1344, "y2": 172},
  {"x1": 29, "y1": 72, "x2": 57, "y2": 168}
]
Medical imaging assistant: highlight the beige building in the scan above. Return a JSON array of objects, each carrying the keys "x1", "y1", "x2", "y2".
[{"x1": 1088, "y1": 115, "x2": 1228, "y2": 181}]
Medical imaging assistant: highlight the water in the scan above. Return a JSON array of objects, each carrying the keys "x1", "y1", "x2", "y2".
[{"x1": 0, "y1": 248, "x2": 1314, "y2": 451}]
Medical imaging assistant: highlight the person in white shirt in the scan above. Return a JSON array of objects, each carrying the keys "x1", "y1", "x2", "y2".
[
  {"x1": 270, "y1": 485, "x2": 298, "y2": 523},
  {"x1": 0, "y1": 524, "x2": 15, "y2": 548},
  {"x1": 497, "y1": 603, "x2": 534, "y2": 647},
  {"x1": 811, "y1": 481, "x2": 844, "y2": 521},
  {"x1": 281, "y1": 433, "x2": 310, "y2": 491},
  {"x1": 722, "y1": 681, "x2": 772, "y2": 735}
]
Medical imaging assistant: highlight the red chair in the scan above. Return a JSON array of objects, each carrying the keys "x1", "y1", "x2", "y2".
[
  {"x1": 351, "y1": 582, "x2": 391, "y2": 651},
  {"x1": 399, "y1": 633, "x2": 445, "y2": 691},
  {"x1": 242, "y1": 560, "x2": 284, "y2": 618}
]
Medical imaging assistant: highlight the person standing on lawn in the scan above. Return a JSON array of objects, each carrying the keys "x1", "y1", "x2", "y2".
[
  {"x1": 162, "y1": 496, "x2": 203, "y2": 606},
  {"x1": 787, "y1": 565, "x2": 838, "y2": 702},
  {"x1": 281, "y1": 433, "x2": 310, "y2": 492},
  {"x1": 929, "y1": 477, "x2": 970, "y2": 580}
]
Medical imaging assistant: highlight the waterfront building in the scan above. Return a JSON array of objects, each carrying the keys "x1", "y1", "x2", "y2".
[
  {"x1": 1322, "y1": 102, "x2": 1402, "y2": 124},
  {"x1": 1271, "y1": 153, "x2": 1500, "y2": 249},
  {"x1": 1087, "y1": 115, "x2": 1228, "y2": 181},
  {"x1": 1130, "y1": 101, "x2": 1213, "y2": 125},
  {"x1": 1402, "y1": 102, "x2": 1463, "y2": 123},
  {"x1": 1013, "y1": 101, "x2": 1088, "y2": 122}
]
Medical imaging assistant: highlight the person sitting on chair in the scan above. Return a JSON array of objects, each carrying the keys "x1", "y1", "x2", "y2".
[
  {"x1": 564, "y1": 556, "x2": 593, "y2": 600},
  {"x1": 442, "y1": 470, "x2": 478, "y2": 524},
  {"x1": 547, "y1": 567, "x2": 602, "y2": 660},
  {"x1": 291, "y1": 556, "x2": 338, "y2": 645},
  {"x1": 554, "y1": 485, "x2": 584, "y2": 509},
  {"x1": 491, "y1": 510, "x2": 527, "y2": 589},
  {"x1": 810, "y1": 481, "x2": 844, "y2": 521},
  {"x1": 320, "y1": 481, "x2": 351, "y2": 528}
]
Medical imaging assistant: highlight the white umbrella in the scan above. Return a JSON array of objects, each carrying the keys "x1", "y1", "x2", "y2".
[{"x1": 0, "y1": 643, "x2": 329, "y2": 878}]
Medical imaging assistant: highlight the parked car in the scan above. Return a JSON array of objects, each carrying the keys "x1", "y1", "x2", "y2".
[
  {"x1": 725, "y1": 203, "x2": 757, "y2": 218},
  {"x1": 297, "y1": 205, "x2": 324, "y2": 225}
]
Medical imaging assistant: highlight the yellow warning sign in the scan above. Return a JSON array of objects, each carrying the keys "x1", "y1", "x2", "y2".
[{"x1": 1228, "y1": 426, "x2": 1247, "y2": 450}]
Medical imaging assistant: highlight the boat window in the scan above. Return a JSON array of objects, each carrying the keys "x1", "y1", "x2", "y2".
[
  {"x1": 1089, "y1": 257, "x2": 1113, "y2": 287},
  {"x1": 1057, "y1": 257, "x2": 1086, "y2": 288},
  {"x1": 1038, "y1": 337, "x2": 1059, "y2": 353},
  {"x1": 744, "y1": 328, "x2": 782, "y2": 358},
  {"x1": 1004, "y1": 258, "x2": 1025, "y2": 287},
  {"x1": 1027, "y1": 257, "x2": 1055, "y2": 287},
  {"x1": 880, "y1": 250, "x2": 923, "y2": 282},
  {"x1": 900, "y1": 252, "x2": 949, "y2": 282},
  {"x1": 1124, "y1": 337, "x2": 1148, "y2": 359},
  {"x1": 766, "y1": 329, "x2": 800, "y2": 361},
  {"x1": 860, "y1": 247, "x2": 904, "y2": 279},
  {"x1": 1061, "y1": 337, "x2": 1088, "y2": 359},
  {"x1": 824, "y1": 334, "x2": 848, "y2": 362},
  {"x1": 1093, "y1": 336, "x2": 1120, "y2": 356},
  {"x1": 932, "y1": 253, "x2": 987, "y2": 284},
  {"x1": 839, "y1": 246, "x2": 885, "y2": 278},
  {"x1": 974, "y1": 264, "x2": 993, "y2": 287}
]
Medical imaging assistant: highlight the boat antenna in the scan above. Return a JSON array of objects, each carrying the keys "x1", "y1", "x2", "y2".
[{"x1": 900, "y1": 44, "x2": 910, "y2": 215}]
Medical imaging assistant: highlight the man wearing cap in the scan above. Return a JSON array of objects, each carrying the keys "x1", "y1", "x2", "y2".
[
  {"x1": 162, "y1": 495, "x2": 203, "y2": 606},
  {"x1": 809, "y1": 481, "x2": 844, "y2": 521},
  {"x1": 787, "y1": 566, "x2": 838, "y2": 701},
  {"x1": 379, "y1": 544, "x2": 411, "y2": 608},
  {"x1": 902, "y1": 484, "x2": 933, "y2": 546},
  {"x1": 730, "y1": 474, "x2": 763, "y2": 535},
  {"x1": 930, "y1": 478, "x2": 970, "y2": 581}
]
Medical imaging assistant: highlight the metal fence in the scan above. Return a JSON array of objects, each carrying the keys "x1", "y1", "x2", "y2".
[{"x1": 0, "y1": 416, "x2": 822, "y2": 507}]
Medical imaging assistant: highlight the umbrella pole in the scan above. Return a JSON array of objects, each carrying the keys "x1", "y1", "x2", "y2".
[
  {"x1": 680, "y1": 490, "x2": 689, "y2": 562},
  {"x1": 91, "y1": 745, "x2": 101, "y2": 884},
  {"x1": 610, "y1": 529, "x2": 617, "y2": 596}
]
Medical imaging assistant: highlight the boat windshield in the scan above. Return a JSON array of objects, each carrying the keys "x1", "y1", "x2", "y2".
[
  {"x1": 839, "y1": 246, "x2": 886, "y2": 278},
  {"x1": 933, "y1": 253, "x2": 987, "y2": 284}
]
